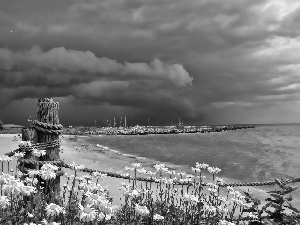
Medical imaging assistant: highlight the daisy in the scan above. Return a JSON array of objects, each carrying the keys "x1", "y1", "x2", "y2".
[
  {"x1": 78, "y1": 204, "x2": 97, "y2": 222},
  {"x1": 45, "y1": 203, "x2": 65, "y2": 217},
  {"x1": 0, "y1": 196, "x2": 10, "y2": 209},
  {"x1": 40, "y1": 170, "x2": 56, "y2": 180},
  {"x1": 153, "y1": 213, "x2": 164, "y2": 221},
  {"x1": 21, "y1": 185, "x2": 36, "y2": 196},
  {"x1": 135, "y1": 204, "x2": 150, "y2": 216}
]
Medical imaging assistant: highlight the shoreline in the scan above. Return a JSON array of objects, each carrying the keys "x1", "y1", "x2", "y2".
[
  {"x1": 1, "y1": 133, "x2": 299, "y2": 208},
  {"x1": 58, "y1": 135, "x2": 282, "y2": 205}
]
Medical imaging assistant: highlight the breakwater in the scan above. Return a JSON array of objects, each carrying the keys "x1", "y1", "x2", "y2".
[{"x1": 63, "y1": 124, "x2": 255, "y2": 135}]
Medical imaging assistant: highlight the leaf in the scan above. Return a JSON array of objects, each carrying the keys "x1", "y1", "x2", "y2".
[
  {"x1": 283, "y1": 186, "x2": 298, "y2": 195},
  {"x1": 269, "y1": 193, "x2": 283, "y2": 200},
  {"x1": 265, "y1": 198, "x2": 280, "y2": 204},
  {"x1": 275, "y1": 178, "x2": 286, "y2": 189},
  {"x1": 262, "y1": 202, "x2": 273, "y2": 211},
  {"x1": 267, "y1": 190, "x2": 282, "y2": 194}
]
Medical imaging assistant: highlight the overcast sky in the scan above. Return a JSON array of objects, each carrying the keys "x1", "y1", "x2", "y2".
[{"x1": 1, "y1": 0, "x2": 300, "y2": 126}]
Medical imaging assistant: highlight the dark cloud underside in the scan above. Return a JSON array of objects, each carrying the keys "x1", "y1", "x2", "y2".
[{"x1": 0, "y1": 0, "x2": 300, "y2": 125}]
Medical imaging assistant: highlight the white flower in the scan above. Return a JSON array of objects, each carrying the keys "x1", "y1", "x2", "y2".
[
  {"x1": 98, "y1": 203, "x2": 114, "y2": 215},
  {"x1": 97, "y1": 212, "x2": 113, "y2": 221},
  {"x1": 164, "y1": 178, "x2": 176, "y2": 184},
  {"x1": 248, "y1": 212, "x2": 258, "y2": 220},
  {"x1": 68, "y1": 161, "x2": 84, "y2": 171},
  {"x1": 215, "y1": 177, "x2": 225, "y2": 185},
  {"x1": 219, "y1": 220, "x2": 236, "y2": 225},
  {"x1": 0, "y1": 155, "x2": 12, "y2": 162},
  {"x1": 21, "y1": 185, "x2": 36, "y2": 196},
  {"x1": 183, "y1": 193, "x2": 199, "y2": 203},
  {"x1": 92, "y1": 171, "x2": 107, "y2": 179},
  {"x1": 177, "y1": 172, "x2": 186, "y2": 177},
  {"x1": 227, "y1": 186, "x2": 234, "y2": 193},
  {"x1": 196, "y1": 162, "x2": 209, "y2": 169},
  {"x1": 0, "y1": 196, "x2": 10, "y2": 209},
  {"x1": 207, "y1": 167, "x2": 221, "y2": 174},
  {"x1": 24, "y1": 177, "x2": 38, "y2": 186},
  {"x1": 129, "y1": 189, "x2": 140, "y2": 198},
  {"x1": 0, "y1": 173, "x2": 14, "y2": 185},
  {"x1": 82, "y1": 174, "x2": 93, "y2": 180},
  {"x1": 78, "y1": 204, "x2": 97, "y2": 222},
  {"x1": 27, "y1": 170, "x2": 40, "y2": 178},
  {"x1": 204, "y1": 205, "x2": 217, "y2": 214},
  {"x1": 32, "y1": 149, "x2": 46, "y2": 157},
  {"x1": 2, "y1": 179, "x2": 24, "y2": 195},
  {"x1": 191, "y1": 167, "x2": 201, "y2": 173},
  {"x1": 137, "y1": 168, "x2": 147, "y2": 174},
  {"x1": 153, "y1": 213, "x2": 164, "y2": 221},
  {"x1": 41, "y1": 163, "x2": 58, "y2": 171},
  {"x1": 132, "y1": 162, "x2": 142, "y2": 168},
  {"x1": 154, "y1": 164, "x2": 166, "y2": 172},
  {"x1": 85, "y1": 192, "x2": 106, "y2": 206},
  {"x1": 45, "y1": 203, "x2": 65, "y2": 217},
  {"x1": 41, "y1": 219, "x2": 61, "y2": 225},
  {"x1": 135, "y1": 204, "x2": 150, "y2": 216},
  {"x1": 13, "y1": 152, "x2": 25, "y2": 159},
  {"x1": 146, "y1": 171, "x2": 156, "y2": 176},
  {"x1": 40, "y1": 170, "x2": 56, "y2": 180},
  {"x1": 97, "y1": 212, "x2": 105, "y2": 222},
  {"x1": 125, "y1": 167, "x2": 134, "y2": 171},
  {"x1": 19, "y1": 141, "x2": 32, "y2": 149},
  {"x1": 243, "y1": 203, "x2": 252, "y2": 209}
]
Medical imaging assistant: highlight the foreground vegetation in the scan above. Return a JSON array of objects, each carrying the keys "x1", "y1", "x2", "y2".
[{"x1": 0, "y1": 145, "x2": 299, "y2": 224}]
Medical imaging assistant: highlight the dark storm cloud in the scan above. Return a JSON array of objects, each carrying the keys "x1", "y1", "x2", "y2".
[
  {"x1": 0, "y1": 46, "x2": 194, "y2": 124},
  {"x1": 1, "y1": 0, "x2": 300, "y2": 125}
]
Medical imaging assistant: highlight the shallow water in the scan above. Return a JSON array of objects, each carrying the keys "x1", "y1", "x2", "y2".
[{"x1": 86, "y1": 124, "x2": 300, "y2": 183}]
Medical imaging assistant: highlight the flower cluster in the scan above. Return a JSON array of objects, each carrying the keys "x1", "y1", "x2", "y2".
[
  {"x1": 13, "y1": 152, "x2": 25, "y2": 159},
  {"x1": 208, "y1": 166, "x2": 221, "y2": 174},
  {"x1": 154, "y1": 164, "x2": 168, "y2": 172},
  {"x1": 45, "y1": 203, "x2": 65, "y2": 217},
  {"x1": 19, "y1": 141, "x2": 32, "y2": 149},
  {"x1": 40, "y1": 163, "x2": 58, "y2": 180},
  {"x1": 219, "y1": 220, "x2": 236, "y2": 225},
  {"x1": 183, "y1": 193, "x2": 199, "y2": 204},
  {"x1": 32, "y1": 149, "x2": 46, "y2": 157},
  {"x1": 92, "y1": 171, "x2": 107, "y2": 179},
  {"x1": 26, "y1": 163, "x2": 59, "y2": 181},
  {"x1": 0, "y1": 196, "x2": 10, "y2": 209},
  {"x1": 153, "y1": 213, "x2": 164, "y2": 221},
  {"x1": 135, "y1": 204, "x2": 150, "y2": 216},
  {"x1": 77, "y1": 191, "x2": 116, "y2": 222},
  {"x1": 0, "y1": 172, "x2": 36, "y2": 196},
  {"x1": 0, "y1": 155, "x2": 12, "y2": 162},
  {"x1": 68, "y1": 161, "x2": 84, "y2": 171},
  {"x1": 196, "y1": 162, "x2": 209, "y2": 169},
  {"x1": 78, "y1": 180, "x2": 108, "y2": 195}
]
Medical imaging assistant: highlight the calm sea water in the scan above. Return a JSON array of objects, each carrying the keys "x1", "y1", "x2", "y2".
[{"x1": 86, "y1": 124, "x2": 300, "y2": 183}]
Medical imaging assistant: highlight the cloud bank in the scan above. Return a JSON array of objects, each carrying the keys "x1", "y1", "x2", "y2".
[
  {"x1": 1, "y1": 0, "x2": 300, "y2": 125},
  {"x1": 0, "y1": 46, "x2": 194, "y2": 125}
]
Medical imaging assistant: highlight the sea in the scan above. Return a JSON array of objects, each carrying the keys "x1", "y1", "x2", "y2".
[{"x1": 84, "y1": 124, "x2": 300, "y2": 200}]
